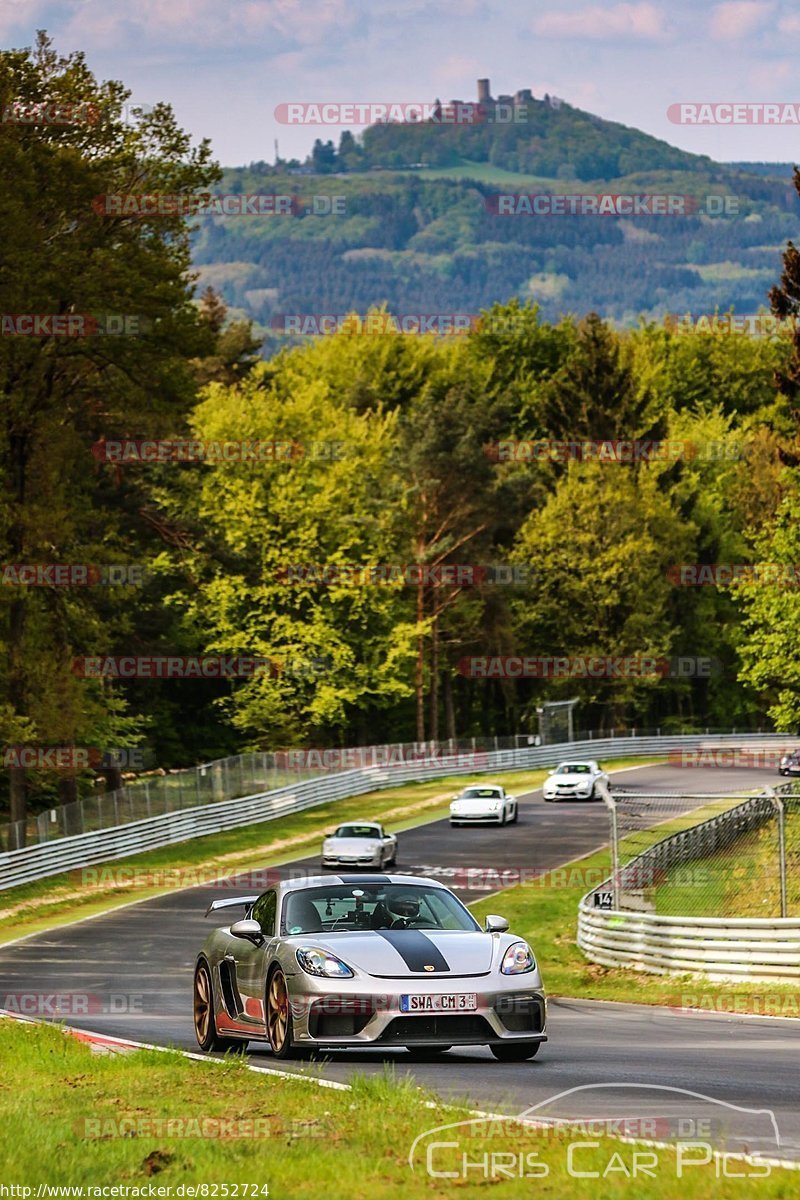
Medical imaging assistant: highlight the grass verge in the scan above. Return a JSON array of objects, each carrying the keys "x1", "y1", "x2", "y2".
[
  {"x1": 0, "y1": 1019, "x2": 792, "y2": 1195},
  {"x1": 0, "y1": 761, "x2": 657, "y2": 945}
]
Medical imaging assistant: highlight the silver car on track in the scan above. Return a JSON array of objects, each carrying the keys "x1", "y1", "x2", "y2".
[
  {"x1": 322, "y1": 821, "x2": 397, "y2": 869},
  {"x1": 193, "y1": 874, "x2": 547, "y2": 1061}
]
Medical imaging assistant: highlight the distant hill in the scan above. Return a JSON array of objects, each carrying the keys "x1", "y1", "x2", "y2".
[{"x1": 191, "y1": 83, "x2": 800, "y2": 344}]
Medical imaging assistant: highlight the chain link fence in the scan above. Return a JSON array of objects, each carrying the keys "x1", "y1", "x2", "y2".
[
  {"x1": 590, "y1": 780, "x2": 800, "y2": 919},
  {"x1": 0, "y1": 738, "x2": 540, "y2": 851}
]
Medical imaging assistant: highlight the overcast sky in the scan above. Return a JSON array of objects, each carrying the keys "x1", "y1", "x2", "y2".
[{"x1": 3, "y1": 0, "x2": 799, "y2": 166}]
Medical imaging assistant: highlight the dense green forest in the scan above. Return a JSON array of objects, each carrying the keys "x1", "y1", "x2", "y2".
[
  {"x1": 4, "y1": 40, "x2": 800, "y2": 836},
  {"x1": 194, "y1": 164, "x2": 800, "y2": 336}
]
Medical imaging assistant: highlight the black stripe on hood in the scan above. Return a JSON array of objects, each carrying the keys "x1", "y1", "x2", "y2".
[{"x1": 376, "y1": 929, "x2": 450, "y2": 972}]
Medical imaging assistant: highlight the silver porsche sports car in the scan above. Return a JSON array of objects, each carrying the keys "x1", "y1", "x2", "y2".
[{"x1": 193, "y1": 874, "x2": 546, "y2": 1061}]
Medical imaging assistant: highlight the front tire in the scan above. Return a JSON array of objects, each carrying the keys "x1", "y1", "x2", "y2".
[
  {"x1": 266, "y1": 966, "x2": 295, "y2": 1059},
  {"x1": 490, "y1": 1041, "x2": 541, "y2": 1062},
  {"x1": 193, "y1": 961, "x2": 239, "y2": 1052}
]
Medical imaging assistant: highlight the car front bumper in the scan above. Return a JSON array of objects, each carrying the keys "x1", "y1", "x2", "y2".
[
  {"x1": 322, "y1": 854, "x2": 383, "y2": 867},
  {"x1": 543, "y1": 787, "x2": 593, "y2": 800},
  {"x1": 449, "y1": 809, "x2": 505, "y2": 822},
  {"x1": 285, "y1": 972, "x2": 547, "y2": 1048}
]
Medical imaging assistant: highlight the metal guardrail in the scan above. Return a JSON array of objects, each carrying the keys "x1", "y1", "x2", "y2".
[
  {"x1": 0, "y1": 732, "x2": 792, "y2": 892},
  {"x1": 578, "y1": 907, "x2": 800, "y2": 980},
  {"x1": 579, "y1": 780, "x2": 800, "y2": 980}
]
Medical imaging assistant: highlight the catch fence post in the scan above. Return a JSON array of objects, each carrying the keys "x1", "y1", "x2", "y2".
[
  {"x1": 598, "y1": 779, "x2": 620, "y2": 908},
  {"x1": 764, "y1": 787, "x2": 787, "y2": 918}
]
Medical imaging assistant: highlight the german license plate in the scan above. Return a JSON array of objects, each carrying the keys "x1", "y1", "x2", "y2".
[{"x1": 400, "y1": 993, "x2": 478, "y2": 1012}]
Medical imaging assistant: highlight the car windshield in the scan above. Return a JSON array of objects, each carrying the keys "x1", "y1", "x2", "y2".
[
  {"x1": 460, "y1": 787, "x2": 501, "y2": 798},
  {"x1": 556, "y1": 764, "x2": 591, "y2": 774},
  {"x1": 282, "y1": 884, "x2": 480, "y2": 934},
  {"x1": 334, "y1": 825, "x2": 379, "y2": 838}
]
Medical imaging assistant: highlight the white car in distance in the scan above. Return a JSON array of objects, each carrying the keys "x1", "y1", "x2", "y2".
[
  {"x1": 542, "y1": 760, "x2": 608, "y2": 802},
  {"x1": 322, "y1": 822, "x2": 397, "y2": 869},
  {"x1": 449, "y1": 784, "x2": 518, "y2": 826}
]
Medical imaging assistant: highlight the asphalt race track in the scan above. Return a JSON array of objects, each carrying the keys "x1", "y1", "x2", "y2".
[{"x1": 3, "y1": 763, "x2": 799, "y2": 1163}]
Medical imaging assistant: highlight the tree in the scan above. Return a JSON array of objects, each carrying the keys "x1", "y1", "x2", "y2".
[
  {"x1": 310, "y1": 138, "x2": 337, "y2": 173},
  {"x1": 511, "y1": 461, "x2": 694, "y2": 729},
  {"x1": 533, "y1": 313, "x2": 665, "y2": 444},
  {"x1": 154, "y1": 360, "x2": 415, "y2": 746},
  {"x1": 0, "y1": 34, "x2": 219, "y2": 841},
  {"x1": 736, "y1": 480, "x2": 800, "y2": 728},
  {"x1": 192, "y1": 287, "x2": 262, "y2": 386}
]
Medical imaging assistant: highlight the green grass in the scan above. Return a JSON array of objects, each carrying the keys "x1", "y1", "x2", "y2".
[
  {"x1": 0, "y1": 760, "x2": 656, "y2": 945},
  {"x1": 1, "y1": 1019, "x2": 794, "y2": 1194},
  {"x1": 411, "y1": 160, "x2": 562, "y2": 187}
]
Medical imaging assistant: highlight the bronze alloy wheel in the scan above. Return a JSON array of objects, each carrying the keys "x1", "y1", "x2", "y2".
[{"x1": 266, "y1": 967, "x2": 294, "y2": 1058}]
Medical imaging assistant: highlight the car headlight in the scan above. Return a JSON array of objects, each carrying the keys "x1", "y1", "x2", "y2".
[
  {"x1": 491, "y1": 800, "x2": 503, "y2": 810},
  {"x1": 501, "y1": 942, "x2": 536, "y2": 975},
  {"x1": 296, "y1": 947, "x2": 354, "y2": 978}
]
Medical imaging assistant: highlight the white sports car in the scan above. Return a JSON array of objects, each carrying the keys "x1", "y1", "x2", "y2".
[
  {"x1": 322, "y1": 822, "x2": 397, "y2": 869},
  {"x1": 449, "y1": 784, "x2": 518, "y2": 826},
  {"x1": 542, "y1": 761, "x2": 608, "y2": 802}
]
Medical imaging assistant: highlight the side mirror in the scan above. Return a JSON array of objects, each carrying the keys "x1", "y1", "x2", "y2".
[
  {"x1": 230, "y1": 918, "x2": 264, "y2": 944},
  {"x1": 485, "y1": 914, "x2": 509, "y2": 934}
]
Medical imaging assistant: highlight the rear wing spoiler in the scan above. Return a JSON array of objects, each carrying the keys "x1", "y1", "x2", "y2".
[{"x1": 205, "y1": 895, "x2": 258, "y2": 918}]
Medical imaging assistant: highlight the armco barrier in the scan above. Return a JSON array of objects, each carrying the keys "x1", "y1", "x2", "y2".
[
  {"x1": 0, "y1": 733, "x2": 792, "y2": 892},
  {"x1": 578, "y1": 907, "x2": 800, "y2": 981}
]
